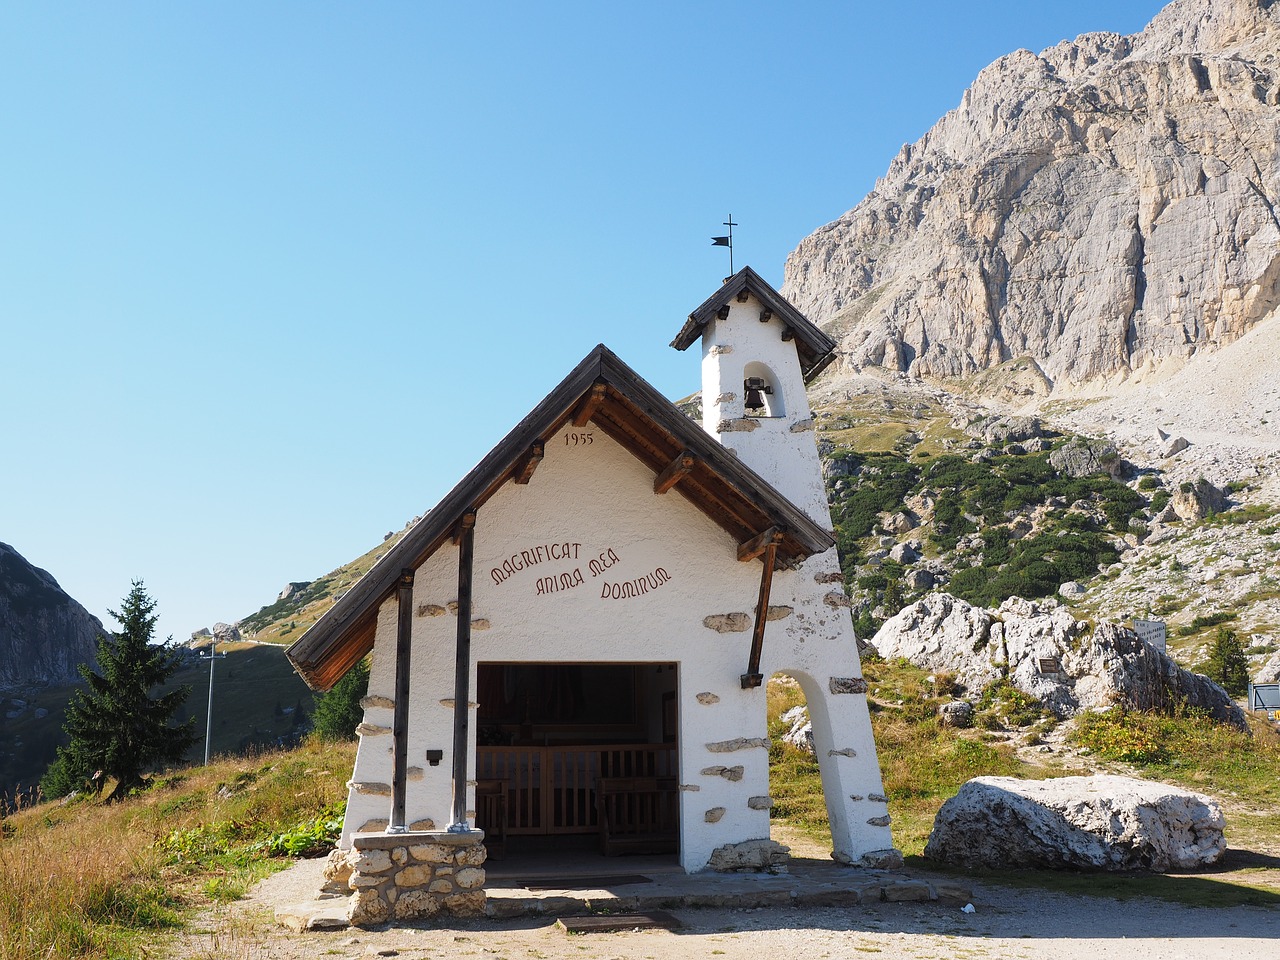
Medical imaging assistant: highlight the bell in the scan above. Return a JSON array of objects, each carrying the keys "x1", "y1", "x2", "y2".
[{"x1": 743, "y1": 377, "x2": 771, "y2": 411}]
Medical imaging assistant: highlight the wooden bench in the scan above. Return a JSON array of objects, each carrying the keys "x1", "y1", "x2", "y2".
[{"x1": 595, "y1": 776, "x2": 677, "y2": 857}]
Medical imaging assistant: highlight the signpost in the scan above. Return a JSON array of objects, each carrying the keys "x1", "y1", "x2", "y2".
[{"x1": 1134, "y1": 619, "x2": 1167, "y2": 653}]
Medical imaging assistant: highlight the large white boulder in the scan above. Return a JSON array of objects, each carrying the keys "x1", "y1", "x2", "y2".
[{"x1": 925, "y1": 775, "x2": 1226, "y2": 871}]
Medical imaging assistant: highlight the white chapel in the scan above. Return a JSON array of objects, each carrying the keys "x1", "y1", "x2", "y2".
[{"x1": 287, "y1": 267, "x2": 897, "y2": 918}]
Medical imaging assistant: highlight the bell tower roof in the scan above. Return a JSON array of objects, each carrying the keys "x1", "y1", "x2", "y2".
[{"x1": 670, "y1": 265, "x2": 837, "y2": 382}]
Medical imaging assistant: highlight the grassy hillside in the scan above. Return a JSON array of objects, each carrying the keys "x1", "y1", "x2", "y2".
[
  {"x1": 236, "y1": 528, "x2": 408, "y2": 644},
  {"x1": 0, "y1": 644, "x2": 315, "y2": 803}
]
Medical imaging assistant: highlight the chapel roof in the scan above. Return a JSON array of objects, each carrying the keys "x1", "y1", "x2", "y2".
[
  {"x1": 669, "y1": 265, "x2": 838, "y2": 382},
  {"x1": 286, "y1": 343, "x2": 835, "y2": 691}
]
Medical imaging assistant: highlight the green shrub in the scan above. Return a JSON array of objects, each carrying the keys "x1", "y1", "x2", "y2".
[
  {"x1": 977, "y1": 679, "x2": 1044, "y2": 728},
  {"x1": 254, "y1": 801, "x2": 345, "y2": 858},
  {"x1": 1177, "y1": 611, "x2": 1237, "y2": 635}
]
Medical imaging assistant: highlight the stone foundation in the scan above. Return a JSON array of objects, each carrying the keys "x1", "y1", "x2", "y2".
[
  {"x1": 340, "y1": 830, "x2": 487, "y2": 925},
  {"x1": 706, "y1": 838, "x2": 791, "y2": 873}
]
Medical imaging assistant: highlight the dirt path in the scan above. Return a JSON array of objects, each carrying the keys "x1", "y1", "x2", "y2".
[
  {"x1": 165, "y1": 830, "x2": 1280, "y2": 960},
  {"x1": 168, "y1": 885, "x2": 1280, "y2": 960}
]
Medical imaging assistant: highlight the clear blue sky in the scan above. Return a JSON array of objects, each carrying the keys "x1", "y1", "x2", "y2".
[{"x1": 1, "y1": 1, "x2": 1165, "y2": 641}]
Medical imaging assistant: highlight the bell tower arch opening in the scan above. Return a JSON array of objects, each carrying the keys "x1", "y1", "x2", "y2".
[{"x1": 743, "y1": 361, "x2": 785, "y2": 418}]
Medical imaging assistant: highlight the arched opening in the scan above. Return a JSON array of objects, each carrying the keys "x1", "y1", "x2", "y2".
[
  {"x1": 766, "y1": 671, "x2": 833, "y2": 855},
  {"x1": 743, "y1": 361, "x2": 785, "y2": 418}
]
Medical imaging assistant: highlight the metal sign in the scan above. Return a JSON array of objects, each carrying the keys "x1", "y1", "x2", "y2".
[
  {"x1": 1134, "y1": 619, "x2": 1167, "y2": 653},
  {"x1": 1249, "y1": 683, "x2": 1280, "y2": 712}
]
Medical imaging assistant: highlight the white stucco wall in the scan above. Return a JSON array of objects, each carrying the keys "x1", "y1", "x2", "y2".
[{"x1": 345, "y1": 427, "x2": 780, "y2": 870}]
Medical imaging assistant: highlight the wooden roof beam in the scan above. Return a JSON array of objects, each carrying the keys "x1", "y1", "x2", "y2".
[
  {"x1": 513, "y1": 440, "x2": 545, "y2": 485},
  {"x1": 654, "y1": 450, "x2": 697, "y2": 494},
  {"x1": 572, "y1": 383, "x2": 608, "y2": 427},
  {"x1": 738, "y1": 526, "x2": 784, "y2": 562}
]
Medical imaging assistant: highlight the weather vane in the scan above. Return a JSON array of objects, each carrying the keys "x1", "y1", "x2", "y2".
[{"x1": 711, "y1": 214, "x2": 737, "y2": 275}]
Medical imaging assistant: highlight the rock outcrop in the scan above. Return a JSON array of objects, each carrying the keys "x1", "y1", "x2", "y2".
[
  {"x1": 783, "y1": 0, "x2": 1280, "y2": 391},
  {"x1": 0, "y1": 542, "x2": 102, "y2": 688},
  {"x1": 925, "y1": 774, "x2": 1226, "y2": 871},
  {"x1": 873, "y1": 593, "x2": 1246, "y2": 727}
]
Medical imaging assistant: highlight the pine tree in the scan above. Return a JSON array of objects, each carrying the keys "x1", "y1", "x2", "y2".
[
  {"x1": 1203, "y1": 626, "x2": 1249, "y2": 699},
  {"x1": 311, "y1": 659, "x2": 369, "y2": 741},
  {"x1": 43, "y1": 582, "x2": 196, "y2": 801}
]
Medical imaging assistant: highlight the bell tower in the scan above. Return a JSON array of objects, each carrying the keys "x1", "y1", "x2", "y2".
[
  {"x1": 671, "y1": 266, "x2": 836, "y2": 526},
  {"x1": 671, "y1": 266, "x2": 900, "y2": 869}
]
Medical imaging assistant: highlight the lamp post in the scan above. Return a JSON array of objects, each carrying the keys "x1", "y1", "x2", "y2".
[
  {"x1": 202, "y1": 640, "x2": 227, "y2": 768},
  {"x1": 203, "y1": 638, "x2": 225, "y2": 765}
]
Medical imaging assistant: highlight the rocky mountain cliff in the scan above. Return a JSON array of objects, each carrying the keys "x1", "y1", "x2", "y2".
[
  {"x1": 0, "y1": 543, "x2": 102, "y2": 688},
  {"x1": 783, "y1": 0, "x2": 1280, "y2": 392}
]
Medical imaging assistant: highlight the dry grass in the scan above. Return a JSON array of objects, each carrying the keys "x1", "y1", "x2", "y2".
[{"x1": 0, "y1": 739, "x2": 354, "y2": 960}]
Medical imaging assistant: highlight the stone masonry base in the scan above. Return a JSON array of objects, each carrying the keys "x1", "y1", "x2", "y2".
[{"x1": 327, "y1": 830, "x2": 487, "y2": 925}]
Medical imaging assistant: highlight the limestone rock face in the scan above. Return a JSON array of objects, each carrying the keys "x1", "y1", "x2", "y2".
[
  {"x1": 925, "y1": 775, "x2": 1226, "y2": 871},
  {"x1": 783, "y1": 0, "x2": 1280, "y2": 391},
  {"x1": 1256, "y1": 649, "x2": 1280, "y2": 683},
  {"x1": 779, "y1": 705, "x2": 814, "y2": 753},
  {"x1": 1171, "y1": 477, "x2": 1229, "y2": 519},
  {"x1": 873, "y1": 594, "x2": 1246, "y2": 727},
  {"x1": 0, "y1": 542, "x2": 102, "y2": 688},
  {"x1": 871, "y1": 593, "x2": 1002, "y2": 691}
]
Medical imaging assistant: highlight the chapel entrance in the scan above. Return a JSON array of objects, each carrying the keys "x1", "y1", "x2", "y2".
[{"x1": 474, "y1": 662, "x2": 678, "y2": 859}]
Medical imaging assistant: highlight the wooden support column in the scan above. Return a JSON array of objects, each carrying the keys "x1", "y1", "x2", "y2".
[
  {"x1": 653, "y1": 450, "x2": 696, "y2": 494},
  {"x1": 448, "y1": 510, "x2": 477, "y2": 831},
  {"x1": 741, "y1": 542, "x2": 778, "y2": 689},
  {"x1": 389, "y1": 568, "x2": 415, "y2": 832}
]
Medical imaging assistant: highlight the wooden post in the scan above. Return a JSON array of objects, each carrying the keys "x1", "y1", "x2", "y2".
[
  {"x1": 449, "y1": 510, "x2": 477, "y2": 831},
  {"x1": 740, "y1": 542, "x2": 777, "y2": 689},
  {"x1": 390, "y1": 568, "x2": 415, "y2": 831}
]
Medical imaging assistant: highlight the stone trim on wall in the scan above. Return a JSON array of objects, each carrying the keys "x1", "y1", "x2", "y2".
[
  {"x1": 342, "y1": 831, "x2": 487, "y2": 925},
  {"x1": 705, "y1": 737, "x2": 769, "y2": 753},
  {"x1": 829, "y1": 677, "x2": 868, "y2": 695}
]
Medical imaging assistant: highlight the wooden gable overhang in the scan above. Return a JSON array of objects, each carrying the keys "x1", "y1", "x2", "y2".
[
  {"x1": 670, "y1": 265, "x2": 838, "y2": 383},
  {"x1": 286, "y1": 343, "x2": 834, "y2": 691}
]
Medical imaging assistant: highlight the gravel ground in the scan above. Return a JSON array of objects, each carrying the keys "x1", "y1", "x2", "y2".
[
  {"x1": 170, "y1": 884, "x2": 1280, "y2": 960},
  {"x1": 163, "y1": 851, "x2": 1280, "y2": 960}
]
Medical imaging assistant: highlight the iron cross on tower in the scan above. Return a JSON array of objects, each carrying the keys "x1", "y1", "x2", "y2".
[{"x1": 711, "y1": 215, "x2": 737, "y2": 275}]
